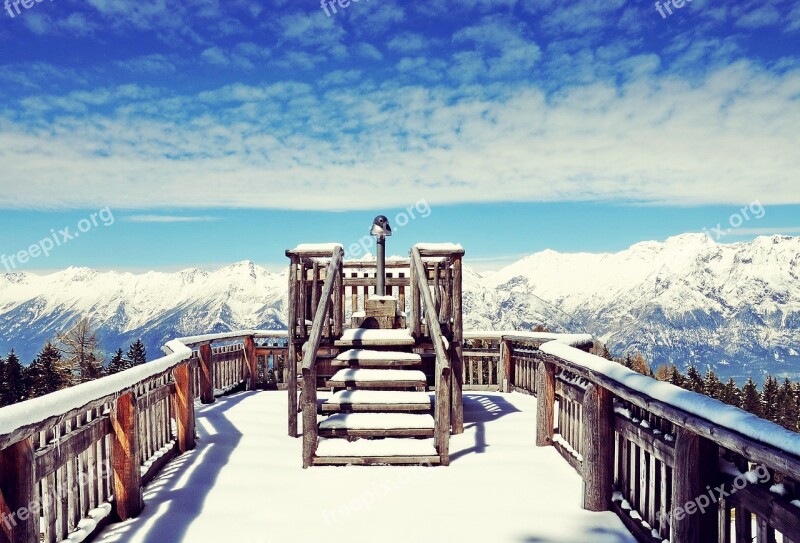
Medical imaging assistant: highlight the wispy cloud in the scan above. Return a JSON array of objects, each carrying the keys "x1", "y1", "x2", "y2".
[{"x1": 123, "y1": 215, "x2": 221, "y2": 223}]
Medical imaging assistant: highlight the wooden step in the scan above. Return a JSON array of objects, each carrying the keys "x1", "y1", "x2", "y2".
[
  {"x1": 318, "y1": 413, "x2": 434, "y2": 437},
  {"x1": 334, "y1": 328, "x2": 415, "y2": 347},
  {"x1": 326, "y1": 368, "x2": 426, "y2": 389},
  {"x1": 314, "y1": 437, "x2": 440, "y2": 466},
  {"x1": 321, "y1": 390, "x2": 432, "y2": 413},
  {"x1": 332, "y1": 349, "x2": 422, "y2": 368}
]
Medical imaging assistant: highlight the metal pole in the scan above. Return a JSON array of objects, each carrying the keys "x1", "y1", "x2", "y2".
[{"x1": 376, "y1": 236, "x2": 386, "y2": 296}]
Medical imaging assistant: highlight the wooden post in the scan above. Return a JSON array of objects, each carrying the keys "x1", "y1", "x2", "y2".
[
  {"x1": 436, "y1": 367, "x2": 451, "y2": 466},
  {"x1": 536, "y1": 359, "x2": 556, "y2": 447},
  {"x1": 582, "y1": 383, "x2": 614, "y2": 511},
  {"x1": 451, "y1": 256, "x2": 464, "y2": 435},
  {"x1": 672, "y1": 428, "x2": 718, "y2": 543},
  {"x1": 410, "y1": 256, "x2": 421, "y2": 338},
  {"x1": 333, "y1": 265, "x2": 343, "y2": 337},
  {"x1": 0, "y1": 437, "x2": 36, "y2": 543},
  {"x1": 199, "y1": 343, "x2": 215, "y2": 404},
  {"x1": 111, "y1": 392, "x2": 142, "y2": 521},
  {"x1": 301, "y1": 366, "x2": 317, "y2": 468},
  {"x1": 173, "y1": 362, "x2": 196, "y2": 453},
  {"x1": 287, "y1": 256, "x2": 299, "y2": 437},
  {"x1": 288, "y1": 340, "x2": 298, "y2": 438},
  {"x1": 244, "y1": 336, "x2": 258, "y2": 391},
  {"x1": 500, "y1": 339, "x2": 512, "y2": 392}
]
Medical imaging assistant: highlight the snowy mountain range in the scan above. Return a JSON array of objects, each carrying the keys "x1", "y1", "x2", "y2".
[{"x1": 1, "y1": 234, "x2": 798, "y2": 382}]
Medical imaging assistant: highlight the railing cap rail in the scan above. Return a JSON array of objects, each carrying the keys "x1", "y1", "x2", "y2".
[
  {"x1": 286, "y1": 243, "x2": 343, "y2": 257},
  {"x1": 413, "y1": 242, "x2": 465, "y2": 257},
  {"x1": 172, "y1": 330, "x2": 287, "y2": 348},
  {"x1": 464, "y1": 331, "x2": 594, "y2": 349}
]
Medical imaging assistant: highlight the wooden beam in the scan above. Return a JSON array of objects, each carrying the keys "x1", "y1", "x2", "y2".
[
  {"x1": 500, "y1": 339, "x2": 512, "y2": 392},
  {"x1": 173, "y1": 362, "x2": 196, "y2": 453},
  {"x1": 288, "y1": 341, "x2": 298, "y2": 438},
  {"x1": 0, "y1": 437, "x2": 36, "y2": 543},
  {"x1": 198, "y1": 343, "x2": 214, "y2": 405},
  {"x1": 244, "y1": 336, "x2": 258, "y2": 391},
  {"x1": 536, "y1": 360, "x2": 555, "y2": 447},
  {"x1": 111, "y1": 392, "x2": 142, "y2": 521},
  {"x1": 582, "y1": 384, "x2": 614, "y2": 511},
  {"x1": 451, "y1": 256, "x2": 464, "y2": 435},
  {"x1": 671, "y1": 428, "x2": 718, "y2": 543},
  {"x1": 301, "y1": 366, "x2": 317, "y2": 469}
]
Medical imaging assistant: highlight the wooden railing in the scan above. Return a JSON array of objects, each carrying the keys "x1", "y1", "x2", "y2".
[
  {"x1": 0, "y1": 330, "x2": 284, "y2": 543},
  {"x1": 460, "y1": 333, "x2": 800, "y2": 542},
  {"x1": 534, "y1": 341, "x2": 800, "y2": 543},
  {"x1": 410, "y1": 246, "x2": 454, "y2": 463},
  {"x1": 298, "y1": 246, "x2": 344, "y2": 467}
]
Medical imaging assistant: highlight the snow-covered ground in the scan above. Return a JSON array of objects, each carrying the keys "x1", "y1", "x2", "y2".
[{"x1": 95, "y1": 391, "x2": 635, "y2": 543}]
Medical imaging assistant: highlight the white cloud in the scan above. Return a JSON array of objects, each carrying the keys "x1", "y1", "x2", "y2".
[
  {"x1": 1, "y1": 57, "x2": 798, "y2": 211},
  {"x1": 123, "y1": 215, "x2": 221, "y2": 223}
]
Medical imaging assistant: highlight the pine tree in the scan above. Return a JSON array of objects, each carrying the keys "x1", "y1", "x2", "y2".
[
  {"x1": 741, "y1": 377, "x2": 762, "y2": 417},
  {"x1": 0, "y1": 354, "x2": 6, "y2": 406},
  {"x1": 776, "y1": 378, "x2": 798, "y2": 432},
  {"x1": 1, "y1": 350, "x2": 28, "y2": 405},
  {"x1": 761, "y1": 376, "x2": 780, "y2": 423},
  {"x1": 668, "y1": 365, "x2": 685, "y2": 388},
  {"x1": 57, "y1": 318, "x2": 104, "y2": 385},
  {"x1": 127, "y1": 339, "x2": 147, "y2": 367},
  {"x1": 719, "y1": 378, "x2": 742, "y2": 408},
  {"x1": 26, "y1": 342, "x2": 70, "y2": 398},
  {"x1": 703, "y1": 369, "x2": 723, "y2": 400},
  {"x1": 685, "y1": 365, "x2": 704, "y2": 394},
  {"x1": 107, "y1": 348, "x2": 127, "y2": 374}
]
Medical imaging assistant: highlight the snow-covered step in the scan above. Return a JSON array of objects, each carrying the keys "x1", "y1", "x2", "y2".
[
  {"x1": 318, "y1": 413, "x2": 435, "y2": 438},
  {"x1": 314, "y1": 437, "x2": 440, "y2": 466},
  {"x1": 332, "y1": 349, "x2": 422, "y2": 368},
  {"x1": 321, "y1": 390, "x2": 432, "y2": 413},
  {"x1": 326, "y1": 368, "x2": 427, "y2": 389},
  {"x1": 334, "y1": 328, "x2": 415, "y2": 347}
]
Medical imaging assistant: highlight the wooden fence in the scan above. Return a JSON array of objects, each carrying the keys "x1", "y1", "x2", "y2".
[{"x1": 0, "y1": 330, "x2": 285, "y2": 543}]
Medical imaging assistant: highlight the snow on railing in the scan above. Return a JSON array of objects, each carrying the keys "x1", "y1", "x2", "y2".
[
  {"x1": 536, "y1": 341, "x2": 800, "y2": 543},
  {"x1": 0, "y1": 329, "x2": 278, "y2": 543}
]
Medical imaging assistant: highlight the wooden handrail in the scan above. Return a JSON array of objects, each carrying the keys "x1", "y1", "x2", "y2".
[
  {"x1": 298, "y1": 246, "x2": 342, "y2": 467},
  {"x1": 410, "y1": 247, "x2": 451, "y2": 375},
  {"x1": 410, "y1": 246, "x2": 451, "y2": 463},
  {"x1": 301, "y1": 245, "x2": 343, "y2": 373},
  {"x1": 0, "y1": 330, "x2": 270, "y2": 543}
]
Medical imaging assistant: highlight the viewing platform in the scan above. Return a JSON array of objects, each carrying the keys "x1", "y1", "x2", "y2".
[
  {"x1": 93, "y1": 390, "x2": 636, "y2": 543},
  {"x1": 0, "y1": 236, "x2": 799, "y2": 543}
]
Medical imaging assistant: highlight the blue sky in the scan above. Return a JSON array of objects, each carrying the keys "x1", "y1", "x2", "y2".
[{"x1": 0, "y1": 0, "x2": 798, "y2": 272}]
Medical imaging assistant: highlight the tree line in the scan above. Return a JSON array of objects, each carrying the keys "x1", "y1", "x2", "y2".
[
  {"x1": 0, "y1": 318, "x2": 147, "y2": 407},
  {"x1": 591, "y1": 342, "x2": 800, "y2": 433}
]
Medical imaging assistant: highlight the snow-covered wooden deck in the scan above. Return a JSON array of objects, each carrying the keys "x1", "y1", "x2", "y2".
[{"x1": 95, "y1": 391, "x2": 636, "y2": 543}]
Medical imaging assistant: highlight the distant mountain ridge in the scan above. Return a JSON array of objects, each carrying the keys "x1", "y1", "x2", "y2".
[{"x1": 1, "y1": 234, "x2": 798, "y2": 382}]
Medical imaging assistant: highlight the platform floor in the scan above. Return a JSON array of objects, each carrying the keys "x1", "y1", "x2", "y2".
[{"x1": 95, "y1": 391, "x2": 636, "y2": 543}]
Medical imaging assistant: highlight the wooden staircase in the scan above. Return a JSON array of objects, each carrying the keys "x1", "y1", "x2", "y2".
[
  {"x1": 310, "y1": 328, "x2": 443, "y2": 466},
  {"x1": 288, "y1": 243, "x2": 462, "y2": 468}
]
